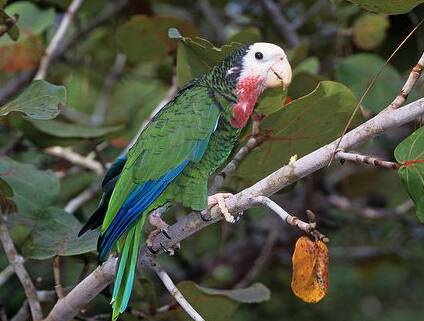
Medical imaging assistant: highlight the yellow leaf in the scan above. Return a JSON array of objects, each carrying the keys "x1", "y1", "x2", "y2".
[{"x1": 291, "y1": 236, "x2": 328, "y2": 303}]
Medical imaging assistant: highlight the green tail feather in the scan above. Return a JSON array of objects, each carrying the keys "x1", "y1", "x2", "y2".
[{"x1": 111, "y1": 221, "x2": 143, "y2": 321}]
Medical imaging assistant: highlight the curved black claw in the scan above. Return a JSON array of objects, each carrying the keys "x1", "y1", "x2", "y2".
[
  {"x1": 160, "y1": 243, "x2": 171, "y2": 255},
  {"x1": 200, "y1": 210, "x2": 212, "y2": 222},
  {"x1": 162, "y1": 229, "x2": 171, "y2": 239},
  {"x1": 147, "y1": 245, "x2": 159, "y2": 255}
]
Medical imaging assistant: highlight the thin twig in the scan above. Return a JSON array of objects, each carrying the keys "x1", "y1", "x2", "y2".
[
  {"x1": 291, "y1": 0, "x2": 327, "y2": 30},
  {"x1": 328, "y1": 195, "x2": 414, "y2": 219},
  {"x1": 198, "y1": 0, "x2": 226, "y2": 44},
  {"x1": 389, "y1": 52, "x2": 424, "y2": 109},
  {"x1": 335, "y1": 150, "x2": 400, "y2": 170},
  {"x1": 65, "y1": 182, "x2": 101, "y2": 214},
  {"x1": 34, "y1": 0, "x2": 85, "y2": 80},
  {"x1": 92, "y1": 53, "x2": 127, "y2": 126},
  {"x1": 52, "y1": 256, "x2": 65, "y2": 300},
  {"x1": 0, "y1": 264, "x2": 15, "y2": 288},
  {"x1": 253, "y1": 196, "x2": 327, "y2": 241},
  {"x1": 45, "y1": 147, "x2": 104, "y2": 175},
  {"x1": 260, "y1": 0, "x2": 299, "y2": 48},
  {"x1": 0, "y1": 217, "x2": 42, "y2": 321},
  {"x1": 142, "y1": 255, "x2": 205, "y2": 321},
  {"x1": 235, "y1": 227, "x2": 278, "y2": 288}
]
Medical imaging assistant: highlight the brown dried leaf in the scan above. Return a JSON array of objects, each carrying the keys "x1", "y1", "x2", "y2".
[{"x1": 291, "y1": 236, "x2": 329, "y2": 303}]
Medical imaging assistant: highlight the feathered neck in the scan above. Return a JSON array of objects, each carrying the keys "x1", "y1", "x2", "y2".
[{"x1": 230, "y1": 75, "x2": 265, "y2": 128}]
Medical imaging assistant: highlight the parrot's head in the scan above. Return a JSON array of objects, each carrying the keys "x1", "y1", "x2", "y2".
[
  {"x1": 226, "y1": 42, "x2": 292, "y2": 128},
  {"x1": 237, "y1": 42, "x2": 292, "y2": 90}
]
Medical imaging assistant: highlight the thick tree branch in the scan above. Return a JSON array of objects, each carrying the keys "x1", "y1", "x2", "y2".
[
  {"x1": 41, "y1": 97, "x2": 424, "y2": 321},
  {"x1": 149, "y1": 97, "x2": 424, "y2": 252},
  {"x1": 34, "y1": 0, "x2": 85, "y2": 80},
  {"x1": 43, "y1": 257, "x2": 117, "y2": 321},
  {"x1": 0, "y1": 217, "x2": 42, "y2": 321}
]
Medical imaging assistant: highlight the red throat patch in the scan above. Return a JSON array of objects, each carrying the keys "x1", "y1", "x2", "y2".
[{"x1": 231, "y1": 76, "x2": 265, "y2": 129}]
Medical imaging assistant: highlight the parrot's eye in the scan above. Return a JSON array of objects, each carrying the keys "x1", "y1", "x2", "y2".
[{"x1": 255, "y1": 52, "x2": 263, "y2": 60}]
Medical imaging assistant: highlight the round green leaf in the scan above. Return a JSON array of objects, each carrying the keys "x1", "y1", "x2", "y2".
[
  {"x1": 231, "y1": 81, "x2": 361, "y2": 186},
  {"x1": 336, "y1": 54, "x2": 402, "y2": 113},
  {"x1": 347, "y1": 0, "x2": 424, "y2": 14},
  {"x1": 0, "y1": 80, "x2": 66, "y2": 120},
  {"x1": 394, "y1": 126, "x2": 424, "y2": 222},
  {"x1": 352, "y1": 13, "x2": 389, "y2": 50},
  {"x1": 0, "y1": 158, "x2": 96, "y2": 258},
  {"x1": 21, "y1": 207, "x2": 97, "y2": 259}
]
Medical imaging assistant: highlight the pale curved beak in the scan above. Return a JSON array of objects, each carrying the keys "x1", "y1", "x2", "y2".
[{"x1": 267, "y1": 58, "x2": 292, "y2": 89}]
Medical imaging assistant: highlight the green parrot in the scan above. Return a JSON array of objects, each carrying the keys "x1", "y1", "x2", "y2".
[{"x1": 79, "y1": 42, "x2": 292, "y2": 320}]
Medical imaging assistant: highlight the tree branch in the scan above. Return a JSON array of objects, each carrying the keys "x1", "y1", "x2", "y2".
[
  {"x1": 43, "y1": 257, "x2": 117, "y2": 321},
  {"x1": 0, "y1": 217, "x2": 42, "y2": 321},
  {"x1": 0, "y1": 264, "x2": 15, "y2": 288},
  {"x1": 390, "y1": 52, "x2": 424, "y2": 109},
  {"x1": 148, "y1": 97, "x2": 424, "y2": 253},
  {"x1": 335, "y1": 150, "x2": 400, "y2": 169},
  {"x1": 260, "y1": 0, "x2": 299, "y2": 48},
  {"x1": 52, "y1": 256, "x2": 65, "y2": 299},
  {"x1": 34, "y1": 0, "x2": 85, "y2": 80},
  {"x1": 141, "y1": 255, "x2": 205, "y2": 321},
  {"x1": 45, "y1": 147, "x2": 104, "y2": 175}
]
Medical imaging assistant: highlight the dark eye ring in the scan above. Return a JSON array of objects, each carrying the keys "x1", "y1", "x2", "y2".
[{"x1": 255, "y1": 52, "x2": 263, "y2": 60}]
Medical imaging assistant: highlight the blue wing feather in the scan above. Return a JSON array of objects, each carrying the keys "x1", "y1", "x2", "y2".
[{"x1": 97, "y1": 160, "x2": 189, "y2": 262}]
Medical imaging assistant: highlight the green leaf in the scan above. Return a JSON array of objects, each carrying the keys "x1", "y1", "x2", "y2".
[
  {"x1": 117, "y1": 15, "x2": 198, "y2": 63},
  {"x1": 394, "y1": 126, "x2": 424, "y2": 222},
  {"x1": 170, "y1": 28, "x2": 240, "y2": 86},
  {"x1": 0, "y1": 158, "x2": 96, "y2": 258},
  {"x1": 196, "y1": 283, "x2": 271, "y2": 303},
  {"x1": 0, "y1": 176, "x2": 13, "y2": 198},
  {"x1": 173, "y1": 281, "x2": 269, "y2": 321},
  {"x1": 0, "y1": 1, "x2": 54, "y2": 46},
  {"x1": 228, "y1": 27, "x2": 262, "y2": 44},
  {"x1": 255, "y1": 87, "x2": 288, "y2": 116},
  {"x1": 231, "y1": 81, "x2": 361, "y2": 186},
  {"x1": 21, "y1": 207, "x2": 97, "y2": 259},
  {"x1": 347, "y1": 0, "x2": 424, "y2": 14},
  {"x1": 28, "y1": 119, "x2": 122, "y2": 139},
  {"x1": 336, "y1": 54, "x2": 402, "y2": 113},
  {"x1": 352, "y1": 13, "x2": 389, "y2": 50},
  {"x1": 0, "y1": 80, "x2": 66, "y2": 120}
]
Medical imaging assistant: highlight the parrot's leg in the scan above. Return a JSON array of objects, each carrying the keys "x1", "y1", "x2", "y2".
[
  {"x1": 146, "y1": 209, "x2": 180, "y2": 255},
  {"x1": 207, "y1": 193, "x2": 237, "y2": 223}
]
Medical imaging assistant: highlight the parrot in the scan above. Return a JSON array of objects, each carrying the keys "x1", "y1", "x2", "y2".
[{"x1": 78, "y1": 42, "x2": 292, "y2": 320}]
